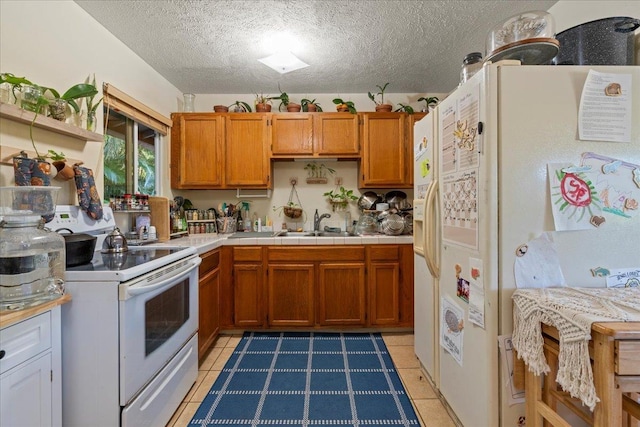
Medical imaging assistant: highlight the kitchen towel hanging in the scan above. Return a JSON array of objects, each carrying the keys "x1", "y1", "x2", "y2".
[{"x1": 73, "y1": 165, "x2": 103, "y2": 220}]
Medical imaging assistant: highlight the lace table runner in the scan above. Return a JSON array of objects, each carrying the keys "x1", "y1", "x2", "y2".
[{"x1": 512, "y1": 287, "x2": 640, "y2": 411}]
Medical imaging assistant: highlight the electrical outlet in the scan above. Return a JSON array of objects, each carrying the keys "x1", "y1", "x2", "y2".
[
  {"x1": 335, "y1": 177, "x2": 343, "y2": 185},
  {"x1": 290, "y1": 177, "x2": 298, "y2": 185}
]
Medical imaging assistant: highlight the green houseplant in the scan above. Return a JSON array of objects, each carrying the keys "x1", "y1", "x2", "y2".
[
  {"x1": 323, "y1": 186, "x2": 358, "y2": 211},
  {"x1": 395, "y1": 103, "x2": 415, "y2": 114},
  {"x1": 255, "y1": 93, "x2": 272, "y2": 112},
  {"x1": 83, "y1": 74, "x2": 102, "y2": 130},
  {"x1": 332, "y1": 98, "x2": 356, "y2": 114},
  {"x1": 304, "y1": 162, "x2": 335, "y2": 184},
  {"x1": 301, "y1": 98, "x2": 322, "y2": 112},
  {"x1": 229, "y1": 100, "x2": 252, "y2": 112},
  {"x1": 368, "y1": 82, "x2": 392, "y2": 112},
  {"x1": 418, "y1": 96, "x2": 439, "y2": 111}
]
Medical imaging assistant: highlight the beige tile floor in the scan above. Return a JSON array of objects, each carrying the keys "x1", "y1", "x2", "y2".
[{"x1": 167, "y1": 332, "x2": 456, "y2": 427}]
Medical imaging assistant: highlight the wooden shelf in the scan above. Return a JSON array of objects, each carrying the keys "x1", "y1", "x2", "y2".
[{"x1": 0, "y1": 102, "x2": 103, "y2": 142}]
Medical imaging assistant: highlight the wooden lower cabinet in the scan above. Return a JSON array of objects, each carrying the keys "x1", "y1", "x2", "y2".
[
  {"x1": 318, "y1": 262, "x2": 366, "y2": 326},
  {"x1": 220, "y1": 244, "x2": 413, "y2": 331},
  {"x1": 198, "y1": 249, "x2": 221, "y2": 360},
  {"x1": 267, "y1": 264, "x2": 315, "y2": 326},
  {"x1": 232, "y1": 247, "x2": 264, "y2": 327},
  {"x1": 367, "y1": 245, "x2": 414, "y2": 327}
]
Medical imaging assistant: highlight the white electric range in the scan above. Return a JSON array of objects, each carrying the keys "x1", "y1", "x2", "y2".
[{"x1": 52, "y1": 206, "x2": 201, "y2": 427}]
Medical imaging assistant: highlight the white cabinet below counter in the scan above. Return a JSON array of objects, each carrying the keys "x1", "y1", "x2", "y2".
[{"x1": 0, "y1": 295, "x2": 71, "y2": 427}]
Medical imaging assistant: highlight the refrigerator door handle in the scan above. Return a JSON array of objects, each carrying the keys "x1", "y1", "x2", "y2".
[{"x1": 424, "y1": 179, "x2": 440, "y2": 279}]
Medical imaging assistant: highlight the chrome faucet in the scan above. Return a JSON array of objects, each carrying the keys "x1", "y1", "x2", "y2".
[{"x1": 313, "y1": 209, "x2": 331, "y2": 232}]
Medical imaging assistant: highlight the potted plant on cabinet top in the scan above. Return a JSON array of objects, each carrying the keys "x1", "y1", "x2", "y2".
[
  {"x1": 418, "y1": 96, "x2": 439, "y2": 111},
  {"x1": 255, "y1": 93, "x2": 272, "y2": 112},
  {"x1": 332, "y1": 98, "x2": 356, "y2": 114},
  {"x1": 323, "y1": 186, "x2": 358, "y2": 211},
  {"x1": 368, "y1": 82, "x2": 392, "y2": 112},
  {"x1": 269, "y1": 85, "x2": 301, "y2": 112},
  {"x1": 301, "y1": 98, "x2": 322, "y2": 112},
  {"x1": 395, "y1": 103, "x2": 415, "y2": 114},
  {"x1": 229, "y1": 100, "x2": 252, "y2": 112}
]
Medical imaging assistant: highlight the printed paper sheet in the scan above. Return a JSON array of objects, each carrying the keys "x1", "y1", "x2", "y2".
[
  {"x1": 440, "y1": 296, "x2": 464, "y2": 367},
  {"x1": 441, "y1": 170, "x2": 478, "y2": 249}
]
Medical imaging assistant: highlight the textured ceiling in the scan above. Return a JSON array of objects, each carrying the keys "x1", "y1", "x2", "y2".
[{"x1": 74, "y1": 0, "x2": 557, "y2": 94}]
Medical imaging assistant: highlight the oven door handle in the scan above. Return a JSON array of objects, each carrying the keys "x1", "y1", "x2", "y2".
[{"x1": 120, "y1": 257, "x2": 202, "y2": 299}]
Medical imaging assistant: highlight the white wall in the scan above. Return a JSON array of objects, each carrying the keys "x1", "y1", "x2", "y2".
[{"x1": 0, "y1": 0, "x2": 182, "y2": 205}]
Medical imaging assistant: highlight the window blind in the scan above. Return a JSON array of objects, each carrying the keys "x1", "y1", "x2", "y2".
[{"x1": 103, "y1": 83, "x2": 172, "y2": 136}]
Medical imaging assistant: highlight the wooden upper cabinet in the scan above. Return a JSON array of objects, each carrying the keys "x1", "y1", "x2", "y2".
[
  {"x1": 171, "y1": 113, "x2": 224, "y2": 189},
  {"x1": 359, "y1": 113, "x2": 408, "y2": 188},
  {"x1": 225, "y1": 114, "x2": 271, "y2": 188},
  {"x1": 313, "y1": 113, "x2": 359, "y2": 157},
  {"x1": 270, "y1": 114, "x2": 313, "y2": 156}
]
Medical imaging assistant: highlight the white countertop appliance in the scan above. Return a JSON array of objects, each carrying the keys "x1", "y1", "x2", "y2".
[
  {"x1": 52, "y1": 205, "x2": 201, "y2": 427},
  {"x1": 413, "y1": 63, "x2": 640, "y2": 427}
]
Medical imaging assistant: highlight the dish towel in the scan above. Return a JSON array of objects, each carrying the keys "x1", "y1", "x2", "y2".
[
  {"x1": 512, "y1": 287, "x2": 640, "y2": 411},
  {"x1": 73, "y1": 165, "x2": 103, "y2": 220}
]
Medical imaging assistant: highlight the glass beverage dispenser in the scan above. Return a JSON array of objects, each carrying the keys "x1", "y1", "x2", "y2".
[{"x1": 0, "y1": 186, "x2": 65, "y2": 311}]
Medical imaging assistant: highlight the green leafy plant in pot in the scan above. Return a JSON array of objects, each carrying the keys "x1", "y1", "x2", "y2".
[
  {"x1": 323, "y1": 186, "x2": 358, "y2": 211},
  {"x1": 255, "y1": 93, "x2": 272, "y2": 112},
  {"x1": 368, "y1": 82, "x2": 392, "y2": 112},
  {"x1": 332, "y1": 98, "x2": 356, "y2": 114},
  {"x1": 418, "y1": 96, "x2": 439, "y2": 111},
  {"x1": 301, "y1": 98, "x2": 322, "y2": 112}
]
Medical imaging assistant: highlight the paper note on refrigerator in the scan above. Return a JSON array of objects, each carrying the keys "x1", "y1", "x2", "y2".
[
  {"x1": 468, "y1": 257, "x2": 485, "y2": 328},
  {"x1": 441, "y1": 169, "x2": 478, "y2": 249},
  {"x1": 440, "y1": 296, "x2": 464, "y2": 367},
  {"x1": 578, "y1": 70, "x2": 632, "y2": 143},
  {"x1": 514, "y1": 233, "x2": 566, "y2": 289},
  {"x1": 548, "y1": 162, "x2": 603, "y2": 230},
  {"x1": 606, "y1": 268, "x2": 640, "y2": 288}
]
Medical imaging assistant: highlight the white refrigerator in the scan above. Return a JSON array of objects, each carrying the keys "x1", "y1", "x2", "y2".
[{"x1": 413, "y1": 62, "x2": 640, "y2": 427}]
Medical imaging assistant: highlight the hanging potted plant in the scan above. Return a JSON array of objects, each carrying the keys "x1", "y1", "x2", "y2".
[
  {"x1": 323, "y1": 186, "x2": 358, "y2": 212},
  {"x1": 47, "y1": 150, "x2": 77, "y2": 181},
  {"x1": 304, "y1": 162, "x2": 335, "y2": 184},
  {"x1": 368, "y1": 82, "x2": 392, "y2": 112}
]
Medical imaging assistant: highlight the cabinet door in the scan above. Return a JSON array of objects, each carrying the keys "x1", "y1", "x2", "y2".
[
  {"x1": 360, "y1": 113, "x2": 407, "y2": 187},
  {"x1": 368, "y1": 262, "x2": 400, "y2": 325},
  {"x1": 313, "y1": 113, "x2": 360, "y2": 157},
  {"x1": 171, "y1": 113, "x2": 224, "y2": 188},
  {"x1": 271, "y1": 114, "x2": 313, "y2": 156},
  {"x1": 225, "y1": 114, "x2": 271, "y2": 187},
  {"x1": 267, "y1": 264, "x2": 315, "y2": 327},
  {"x1": 233, "y1": 264, "x2": 264, "y2": 327},
  {"x1": 318, "y1": 262, "x2": 366, "y2": 325},
  {"x1": 198, "y1": 250, "x2": 220, "y2": 360},
  {"x1": 0, "y1": 352, "x2": 52, "y2": 427}
]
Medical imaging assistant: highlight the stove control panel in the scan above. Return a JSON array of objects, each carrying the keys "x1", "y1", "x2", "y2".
[{"x1": 51, "y1": 205, "x2": 115, "y2": 234}]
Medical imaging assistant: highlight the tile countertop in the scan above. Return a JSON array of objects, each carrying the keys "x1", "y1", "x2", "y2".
[{"x1": 155, "y1": 233, "x2": 414, "y2": 255}]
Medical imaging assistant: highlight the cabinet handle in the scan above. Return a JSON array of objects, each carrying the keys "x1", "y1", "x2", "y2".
[{"x1": 0, "y1": 349, "x2": 5, "y2": 359}]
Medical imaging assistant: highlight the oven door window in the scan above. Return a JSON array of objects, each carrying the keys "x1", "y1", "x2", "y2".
[{"x1": 145, "y1": 277, "x2": 189, "y2": 356}]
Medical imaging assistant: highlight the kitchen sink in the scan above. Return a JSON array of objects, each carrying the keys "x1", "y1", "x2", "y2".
[{"x1": 227, "y1": 231, "x2": 359, "y2": 239}]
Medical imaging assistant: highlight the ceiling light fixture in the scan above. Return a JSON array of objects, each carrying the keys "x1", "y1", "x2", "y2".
[{"x1": 258, "y1": 51, "x2": 309, "y2": 74}]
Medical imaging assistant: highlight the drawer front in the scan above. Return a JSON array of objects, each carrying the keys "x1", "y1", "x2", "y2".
[
  {"x1": 268, "y1": 247, "x2": 365, "y2": 262},
  {"x1": 368, "y1": 245, "x2": 399, "y2": 261},
  {"x1": 0, "y1": 311, "x2": 52, "y2": 374},
  {"x1": 616, "y1": 341, "x2": 640, "y2": 375},
  {"x1": 199, "y1": 249, "x2": 220, "y2": 274},
  {"x1": 233, "y1": 247, "x2": 263, "y2": 262}
]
